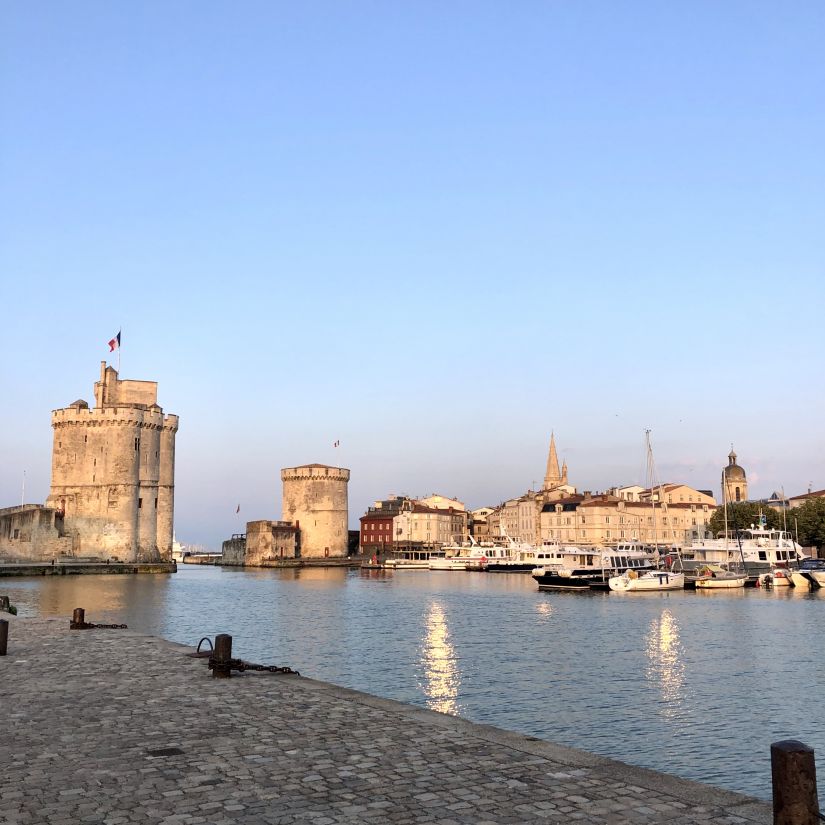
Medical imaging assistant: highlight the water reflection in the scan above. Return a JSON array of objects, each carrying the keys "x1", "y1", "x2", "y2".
[
  {"x1": 534, "y1": 600, "x2": 553, "y2": 620},
  {"x1": 419, "y1": 601, "x2": 460, "y2": 715},
  {"x1": 645, "y1": 609, "x2": 685, "y2": 718}
]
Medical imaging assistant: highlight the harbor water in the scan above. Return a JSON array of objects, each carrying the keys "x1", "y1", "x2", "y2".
[{"x1": 5, "y1": 565, "x2": 823, "y2": 800}]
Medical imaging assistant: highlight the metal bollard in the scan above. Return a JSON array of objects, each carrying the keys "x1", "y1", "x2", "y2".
[
  {"x1": 0, "y1": 619, "x2": 8, "y2": 656},
  {"x1": 70, "y1": 608, "x2": 85, "y2": 629},
  {"x1": 212, "y1": 633, "x2": 233, "y2": 679},
  {"x1": 771, "y1": 739, "x2": 820, "y2": 825}
]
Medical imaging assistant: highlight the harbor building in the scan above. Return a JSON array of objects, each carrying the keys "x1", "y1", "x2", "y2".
[
  {"x1": 723, "y1": 448, "x2": 748, "y2": 503},
  {"x1": 539, "y1": 486, "x2": 716, "y2": 548},
  {"x1": 359, "y1": 495, "x2": 469, "y2": 554},
  {"x1": 0, "y1": 362, "x2": 178, "y2": 564},
  {"x1": 281, "y1": 464, "x2": 350, "y2": 558}
]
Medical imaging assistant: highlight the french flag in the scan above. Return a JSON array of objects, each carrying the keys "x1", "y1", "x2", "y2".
[{"x1": 108, "y1": 331, "x2": 121, "y2": 352}]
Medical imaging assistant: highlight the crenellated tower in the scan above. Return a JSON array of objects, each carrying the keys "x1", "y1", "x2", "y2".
[
  {"x1": 281, "y1": 464, "x2": 350, "y2": 558},
  {"x1": 46, "y1": 362, "x2": 178, "y2": 562}
]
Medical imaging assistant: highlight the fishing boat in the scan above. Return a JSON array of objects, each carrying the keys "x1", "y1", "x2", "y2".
[{"x1": 608, "y1": 569, "x2": 685, "y2": 592}]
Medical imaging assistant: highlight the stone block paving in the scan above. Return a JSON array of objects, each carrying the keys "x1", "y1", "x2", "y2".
[{"x1": 0, "y1": 618, "x2": 770, "y2": 824}]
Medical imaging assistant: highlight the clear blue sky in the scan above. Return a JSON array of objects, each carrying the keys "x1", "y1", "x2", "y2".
[{"x1": 2, "y1": 2, "x2": 823, "y2": 548}]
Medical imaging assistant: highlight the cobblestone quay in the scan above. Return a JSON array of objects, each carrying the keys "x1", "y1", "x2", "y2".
[{"x1": 1, "y1": 616, "x2": 771, "y2": 824}]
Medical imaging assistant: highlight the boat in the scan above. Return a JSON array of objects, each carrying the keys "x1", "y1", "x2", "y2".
[
  {"x1": 429, "y1": 537, "x2": 496, "y2": 571},
  {"x1": 532, "y1": 545, "x2": 656, "y2": 590},
  {"x1": 484, "y1": 533, "x2": 545, "y2": 573},
  {"x1": 608, "y1": 569, "x2": 685, "y2": 592},
  {"x1": 385, "y1": 547, "x2": 444, "y2": 570},
  {"x1": 693, "y1": 564, "x2": 747, "y2": 589},
  {"x1": 790, "y1": 558, "x2": 825, "y2": 589},
  {"x1": 682, "y1": 523, "x2": 804, "y2": 575},
  {"x1": 757, "y1": 567, "x2": 793, "y2": 587}
]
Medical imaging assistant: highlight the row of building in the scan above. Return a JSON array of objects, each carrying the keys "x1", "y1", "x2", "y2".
[{"x1": 358, "y1": 436, "x2": 822, "y2": 555}]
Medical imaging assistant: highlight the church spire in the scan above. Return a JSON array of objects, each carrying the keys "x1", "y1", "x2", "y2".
[{"x1": 544, "y1": 432, "x2": 562, "y2": 490}]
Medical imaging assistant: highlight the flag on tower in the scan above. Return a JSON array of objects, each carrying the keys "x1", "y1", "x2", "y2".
[
  {"x1": 235, "y1": 504, "x2": 240, "y2": 514},
  {"x1": 333, "y1": 440, "x2": 340, "y2": 448},
  {"x1": 108, "y1": 331, "x2": 121, "y2": 352}
]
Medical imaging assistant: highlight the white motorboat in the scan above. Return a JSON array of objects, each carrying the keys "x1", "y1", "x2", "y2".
[
  {"x1": 532, "y1": 545, "x2": 656, "y2": 590},
  {"x1": 757, "y1": 568, "x2": 793, "y2": 587},
  {"x1": 608, "y1": 569, "x2": 685, "y2": 592},
  {"x1": 683, "y1": 525, "x2": 804, "y2": 575},
  {"x1": 790, "y1": 558, "x2": 825, "y2": 589}
]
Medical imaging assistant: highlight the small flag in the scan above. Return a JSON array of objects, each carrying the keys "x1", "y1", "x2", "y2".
[
  {"x1": 235, "y1": 504, "x2": 240, "y2": 514},
  {"x1": 108, "y1": 331, "x2": 121, "y2": 352},
  {"x1": 333, "y1": 440, "x2": 340, "y2": 448}
]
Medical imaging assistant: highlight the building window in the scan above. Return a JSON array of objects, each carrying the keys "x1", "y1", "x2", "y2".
[
  {"x1": 154, "y1": 497, "x2": 158, "y2": 509},
  {"x1": 138, "y1": 498, "x2": 143, "y2": 509}
]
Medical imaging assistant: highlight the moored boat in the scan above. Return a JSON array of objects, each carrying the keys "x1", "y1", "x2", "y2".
[
  {"x1": 608, "y1": 569, "x2": 685, "y2": 592},
  {"x1": 692, "y1": 564, "x2": 747, "y2": 589},
  {"x1": 789, "y1": 558, "x2": 825, "y2": 589},
  {"x1": 532, "y1": 545, "x2": 656, "y2": 591}
]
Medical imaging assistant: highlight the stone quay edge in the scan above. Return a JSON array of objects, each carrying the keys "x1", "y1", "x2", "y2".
[{"x1": 1, "y1": 615, "x2": 772, "y2": 824}]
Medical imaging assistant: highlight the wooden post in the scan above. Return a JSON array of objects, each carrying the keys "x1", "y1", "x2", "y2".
[
  {"x1": 212, "y1": 633, "x2": 233, "y2": 678},
  {"x1": 71, "y1": 608, "x2": 85, "y2": 628},
  {"x1": 0, "y1": 619, "x2": 8, "y2": 656},
  {"x1": 772, "y1": 739, "x2": 820, "y2": 825}
]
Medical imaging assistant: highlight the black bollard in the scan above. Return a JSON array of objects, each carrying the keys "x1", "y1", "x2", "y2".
[
  {"x1": 0, "y1": 619, "x2": 8, "y2": 656},
  {"x1": 771, "y1": 739, "x2": 820, "y2": 825},
  {"x1": 0, "y1": 596, "x2": 10, "y2": 612},
  {"x1": 212, "y1": 633, "x2": 233, "y2": 679},
  {"x1": 71, "y1": 608, "x2": 85, "y2": 629}
]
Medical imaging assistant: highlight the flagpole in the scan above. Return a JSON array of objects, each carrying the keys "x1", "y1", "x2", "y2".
[{"x1": 117, "y1": 328, "x2": 121, "y2": 373}]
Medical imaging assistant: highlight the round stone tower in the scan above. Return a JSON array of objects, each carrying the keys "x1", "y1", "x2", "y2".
[
  {"x1": 280, "y1": 464, "x2": 350, "y2": 558},
  {"x1": 723, "y1": 447, "x2": 748, "y2": 503}
]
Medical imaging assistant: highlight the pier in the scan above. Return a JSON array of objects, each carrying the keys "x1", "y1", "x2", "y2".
[
  {"x1": 0, "y1": 561, "x2": 176, "y2": 577},
  {"x1": 1, "y1": 615, "x2": 773, "y2": 824}
]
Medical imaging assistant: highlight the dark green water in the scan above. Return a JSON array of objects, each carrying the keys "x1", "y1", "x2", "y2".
[{"x1": 5, "y1": 565, "x2": 823, "y2": 800}]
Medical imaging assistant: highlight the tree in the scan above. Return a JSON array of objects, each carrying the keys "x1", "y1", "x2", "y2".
[
  {"x1": 789, "y1": 499, "x2": 825, "y2": 550},
  {"x1": 706, "y1": 502, "x2": 784, "y2": 536}
]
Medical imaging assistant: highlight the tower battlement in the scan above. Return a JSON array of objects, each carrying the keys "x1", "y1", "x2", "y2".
[{"x1": 280, "y1": 464, "x2": 350, "y2": 483}]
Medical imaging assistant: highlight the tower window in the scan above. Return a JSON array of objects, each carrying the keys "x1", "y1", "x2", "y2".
[
  {"x1": 154, "y1": 497, "x2": 158, "y2": 509},
  {"x1": 134, "y1": 438, "x2": 139, "y2": 451},
  {"x1": 138, "y1": 498, "x2": 143, "y2": 509}
]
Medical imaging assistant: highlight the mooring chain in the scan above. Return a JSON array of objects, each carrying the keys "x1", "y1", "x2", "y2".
[
  {"x1": 208, "y1": 656, "x2": 300, "y2": 676},
  {"x1": 70, "y1": 620, "x2": 128, "y2": 630}
]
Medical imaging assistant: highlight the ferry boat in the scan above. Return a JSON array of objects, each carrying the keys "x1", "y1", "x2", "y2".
[
  {"x1": 532, "y1": 544, "x2": 656, "y2": 591},
  {"x1": 682, "y1": 525, "x2": 804, "y2": 575}
]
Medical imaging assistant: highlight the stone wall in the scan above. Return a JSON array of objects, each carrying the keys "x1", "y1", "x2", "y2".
[
  {"x1": 245, "y1": 521, "x2": 298, "y2": 565},
  {"x1": 0, "y1": 505, "x2": 74, "y2": 562}
]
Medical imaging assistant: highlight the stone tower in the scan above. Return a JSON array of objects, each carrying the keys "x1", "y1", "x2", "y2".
[
  {"x1": 723, "y1": 447, "x2": 748, "y2": 503},
  {"x1": 281, "y1": 464, "x2": 350, "y2": 558},
  {"x1": 46, "y1": 362, "x2": 179, "y2": 562},
  {"x1": 543, "y1": 433, "x2": 562, "y2": 490}
]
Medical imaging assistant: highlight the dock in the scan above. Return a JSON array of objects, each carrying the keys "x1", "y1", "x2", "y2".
[
  {"x1": 0, "y1": 561, "x2": 176, "y2": 578},
  {"x1": 1, "y1": 615, "x2": 772, "y2": 824}
]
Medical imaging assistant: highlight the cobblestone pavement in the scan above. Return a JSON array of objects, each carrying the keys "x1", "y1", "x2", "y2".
[{"x1": 0, "y1": 617, "x2": 771, "y2": 824}]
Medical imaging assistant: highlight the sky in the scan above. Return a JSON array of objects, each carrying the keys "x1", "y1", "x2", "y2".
[{"x1": 2, "y1": 2, "x2": 823, "y2": 549}]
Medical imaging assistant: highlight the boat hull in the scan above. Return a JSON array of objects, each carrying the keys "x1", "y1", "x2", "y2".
[{"x1": 694, "y1": 576, "x2": 747, "y2": 589}]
